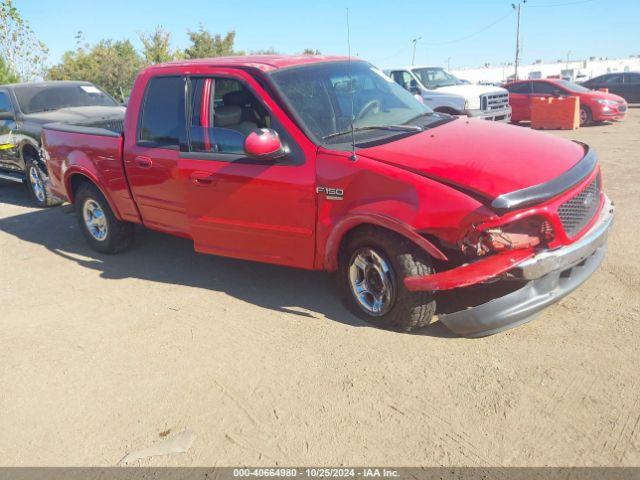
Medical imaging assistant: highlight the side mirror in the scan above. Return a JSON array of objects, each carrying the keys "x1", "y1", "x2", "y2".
[
  {"x1": 244, "y1": 129, "x2": 287, "y2": 161},
  {"x1": 0, "y1": 111, "x2": 15, "y2": 120}
]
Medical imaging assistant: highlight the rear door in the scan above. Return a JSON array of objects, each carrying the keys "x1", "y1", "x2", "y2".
[
  {"x1": 178, "y1": 70, "x2": 317, "y2": 269},
  {"x1": 623, "y1": 73, "x2": 640, "y2": 103},
  {"x1": 600, "y1": 73, "x2": 625, "y2": 98},
  {"x1": 124, "y1": 75, "x2": 190, "y2": 236},
  {"x1": 506, "y1": 81, "x2": 532, "y2": 121}
]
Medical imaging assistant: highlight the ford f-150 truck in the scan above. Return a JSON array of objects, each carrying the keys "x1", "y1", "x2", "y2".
[
  {"x1": 386, "y1": 66, "x2": 512, "y2": 122},
  {"x1": 0, "y1": 81, "x2": 124, "y2": 206},
  {"x1": 41, "y1": 55, "x2": 613, "y2": 337}
]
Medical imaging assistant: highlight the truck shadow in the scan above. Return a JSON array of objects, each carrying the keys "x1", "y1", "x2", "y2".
[{"x1": 0, "y1": 182, "x2": 456, "y2": 338}]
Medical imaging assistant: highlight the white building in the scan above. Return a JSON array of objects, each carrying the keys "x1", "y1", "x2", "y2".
[{"x1": 451, "y1": 57, "x2": 640, "y2": 84}]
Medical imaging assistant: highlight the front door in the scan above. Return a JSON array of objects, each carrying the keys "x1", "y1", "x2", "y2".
[
  {"x1": 178, "y1": 73, "x2": 317, "y2": 269},
  {"x1": 123, "y1": 75, "x2": 190, "y2": 236},
  {"x1": 507, "y1": 81, "x2": 532, "y2": 122},
  {"x1": 0, "y1": 90, "x2": 19, "y2": 170}
]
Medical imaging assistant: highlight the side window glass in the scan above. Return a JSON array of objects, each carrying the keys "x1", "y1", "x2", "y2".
[
  {"x1": 138, "y1": 76, "x2": 186, "y2": 148},
  {"x1": 508, "y1": 82, "x2": 531, "y2": 94},
  {"x1": 604, "y1": 74, "x2": 623, "y2": 84},
  {"x1": 188, "y1": 77, "x2": 269, "y2": 155},
  {"x1": 624, "y1": 73, "x2": 640, "y2": 84},
  {"x1": 532, "y1": 82, "x2": 557, "y2": 94},
  {"x1": 0, "y1": 92, "x2": 13, "y2": 113}
]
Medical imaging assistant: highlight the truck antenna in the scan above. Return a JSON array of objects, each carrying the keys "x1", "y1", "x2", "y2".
[{"x1": 346, "y1": 7, "x2": 357, "y2": 161}]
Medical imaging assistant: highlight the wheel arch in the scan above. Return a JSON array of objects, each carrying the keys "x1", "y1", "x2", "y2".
[
  {"x1": 323, "y1": 214, "x2": 448, "y2": 272},
  {"x1": 65, "y1": 171, "x2": 124, "y2": 221}
]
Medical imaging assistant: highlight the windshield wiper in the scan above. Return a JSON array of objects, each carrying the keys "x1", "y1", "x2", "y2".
[
  {"x1": 403, "y1": 112, "x2": 435, "y2": 125},
  {"x1": 322, "y1": 124, "x2": 422, "y2": 140}
]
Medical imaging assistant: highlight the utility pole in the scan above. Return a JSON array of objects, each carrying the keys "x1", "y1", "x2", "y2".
[
  {"x1": 411, "y1": 37, "x2": 422, "y2": 66},
  {"x1": 512, "y1": 1, "x2": 526, "y2": 80}
]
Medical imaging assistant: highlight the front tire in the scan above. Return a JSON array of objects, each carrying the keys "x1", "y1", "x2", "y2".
[
  {"x1": 580, "y1": 105, "x2": 592, "y2": 126},
  {"x1": 74, "y1": 182, "x2": 134, "y2": 254},
  {"x1": 25, "y1": 157, "x2": 62, "y2": 207},
  {"x1": 338, "y1": 227, "x2": 436, "y2": 332}
]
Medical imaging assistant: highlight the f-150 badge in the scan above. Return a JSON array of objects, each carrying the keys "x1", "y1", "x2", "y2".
[{"x1": 316, "y1": 186, "x2": 344, "y2": 201}]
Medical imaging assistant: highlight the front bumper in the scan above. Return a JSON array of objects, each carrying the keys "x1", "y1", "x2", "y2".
[
  {"x1": 467, "y1": 105, "x2": 512, "y2": 122},
  {"x1": 593, "y1": 103, "x2": 627, "y2": 122},
  {"x1": 437, "y1": 197, "x2": 614, "y2": 337}
]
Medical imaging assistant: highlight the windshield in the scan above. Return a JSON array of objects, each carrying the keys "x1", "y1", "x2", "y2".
[
  {"x1": 270, "y1": 61, "x2": 435, "y2": 143},
  {"x1": 412, "y1": 67, "x2": 462, "y2": 89},
  {"x1": 555, "y1": 80, "x2": 590, "y2": 93},
  {"x1": 13, "y1": 83, "x2": 118, "y2": 114}
]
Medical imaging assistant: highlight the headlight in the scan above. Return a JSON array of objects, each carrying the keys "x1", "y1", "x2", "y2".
[
  {"x1": 461, "y1": 216, "x2": 555, "y2": 257},
  {"x1": 595, "y1": 99, "x2": 617, "y2": 106},
  {"x1": 465, "y1": 97, "x2": 481, "y2": 111}
]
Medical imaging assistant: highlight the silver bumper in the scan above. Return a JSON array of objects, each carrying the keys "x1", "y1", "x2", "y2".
[
  {"x1": 467, "y1": 105, "x2": 512, "y2": 122},
  {"x1": 438, "y1": 197, "x2": 614, "y2": 337},
  {"x1": 514, "y1": 196, "x2": 614, "y2": 280}
]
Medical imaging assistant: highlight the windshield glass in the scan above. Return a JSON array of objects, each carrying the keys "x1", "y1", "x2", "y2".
[
  {"x1": 270, "y1": 61, "x2": 435, "y2": 142},
  {"x1": 412, "y1": 67, "x2": 462, "y2": 89},
  {"x1": 14, "y1": 83, "x2": 118, "y2": 114},
  {"x1": 556, "y1": 80, "x2": 590, "y2": 93}
]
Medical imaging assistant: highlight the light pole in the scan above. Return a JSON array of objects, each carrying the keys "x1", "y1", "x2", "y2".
[
  {"x1": 411, "y1": 37, "x2": 422, "y2": 66},
  {"x1": 512, "y1": 0, "x2": 527, "y2": 80}
]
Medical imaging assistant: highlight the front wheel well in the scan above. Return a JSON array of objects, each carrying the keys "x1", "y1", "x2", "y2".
[{"x1": 336, "y1": 223, "x2": 439, "y2": 267}]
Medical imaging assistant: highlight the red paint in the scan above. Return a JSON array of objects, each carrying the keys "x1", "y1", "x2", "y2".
[
  {"x1": 405, "y1": 249, "x2": 535, "y2": 291},
  {"x1": 42, "y1": 56, "x2": 608, "y2": 292},
  {"x1": 506, "y1": 79, "x2": 628, "y2": 123}
]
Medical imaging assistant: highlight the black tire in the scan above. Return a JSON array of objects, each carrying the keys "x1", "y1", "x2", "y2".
[
  {"x1": 338, "y1": 226, "x2": 436, "y2": 332},
  {"x1": 24, "y1": 156, "x2": 63, "y2": 207},
  {"x1": 74, "y1": 182, "x2": 134, "y2": 254},
  {"x1": 580, "y1": 105, "x2": 592, "y2": 126}
]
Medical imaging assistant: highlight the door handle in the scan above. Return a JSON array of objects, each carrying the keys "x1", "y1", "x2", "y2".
[
  {"x1": 190, "y1": 171, "x2": 216, "y2": 186},
  {"x1": 135, "y1": 156, "x2": 152, "y2": 168}
]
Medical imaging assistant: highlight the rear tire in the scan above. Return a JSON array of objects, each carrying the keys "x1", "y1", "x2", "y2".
[
  {"x1": 580, "y1": 105, "x2": 592, "y2": 126},
  {"x1": 24, "y1": 157, "x2": 62, "y2": 207},
  {"x1": 74, "y1": 182, "x2": 134, "y2": 254},
  {"x1": 338, "y1": 226, "x2": 436, "y2": 332}
]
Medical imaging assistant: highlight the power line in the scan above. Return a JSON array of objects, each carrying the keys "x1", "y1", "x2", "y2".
[
  {"x1": 527, "y1": 0, "x2": 597, "y2": 7},
  {"x1": 421, "y1": 10, "x2": 514, "y2": 46}
]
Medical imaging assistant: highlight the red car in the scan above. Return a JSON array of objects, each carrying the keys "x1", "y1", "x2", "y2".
[
  {"x1": 41, "y1": 56, "x2": 613, "y2": 337},
  {"x1": 505, "y1": 79, "x2": 627, "y2": 126}
]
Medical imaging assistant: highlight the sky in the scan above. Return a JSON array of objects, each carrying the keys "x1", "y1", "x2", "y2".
[{"x1": 14, "y1": 0, "x2": 640, "y2": 71}]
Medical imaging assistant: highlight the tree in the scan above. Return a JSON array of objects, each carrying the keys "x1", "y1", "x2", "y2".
[
  {"x1": 48, "y1": 38, "x2": 143, "y2": 100},
  {"x1": 250, "y1": 48, "x2": 279, "y2": 55},
  {"x1": 184, "y1": 25, "x2": 242, "y2": 59},
  {"x1": 301, "y1": 48, "x2": 321, "y2": 56},
  {"x1": 140, "y1": 26, "x2": 176, "y2": 65},
  {"x1": 0, "y1": 56, "x2": 19, "y2": 84},
  {"x1": 0, "y1": 0, "x2": 48, "y2": 81}
]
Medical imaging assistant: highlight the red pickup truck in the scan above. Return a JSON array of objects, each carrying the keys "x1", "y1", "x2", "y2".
[{"x1": 41, "y1": 56, "x2": 614, "y2": 337}]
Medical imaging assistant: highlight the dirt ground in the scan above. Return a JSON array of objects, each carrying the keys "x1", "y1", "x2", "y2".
[{"x1": 1, "y1": 109, "x2": 639, "y2": 467}]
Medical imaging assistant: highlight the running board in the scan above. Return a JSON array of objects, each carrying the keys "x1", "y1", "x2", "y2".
[{"x1": 0, "y1": 171, "x2": 25, "y2": 184}]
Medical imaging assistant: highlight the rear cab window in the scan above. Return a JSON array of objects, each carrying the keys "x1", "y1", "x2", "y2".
[{"x1": 138, "y1": 76, "x2": 186, "y2": 149}]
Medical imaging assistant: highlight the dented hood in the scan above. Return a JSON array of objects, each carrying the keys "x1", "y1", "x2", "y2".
[{"x1": 358, "y1": 118, "x2": 586, "y2": 201}]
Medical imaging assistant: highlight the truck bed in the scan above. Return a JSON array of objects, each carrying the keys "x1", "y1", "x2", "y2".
[{"x1": 41, "y1": 113, "x2": 141, "y2": 223}]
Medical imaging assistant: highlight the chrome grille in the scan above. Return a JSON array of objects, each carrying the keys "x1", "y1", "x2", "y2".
[
  {"x1": 558, "y1": 176, "x2": 601, "y2": 237},
  {"x1": 481, "y1": 92, "x2": 509, "y2": 111}
]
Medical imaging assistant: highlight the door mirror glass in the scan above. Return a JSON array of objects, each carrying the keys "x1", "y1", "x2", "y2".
[{"x1": 244, "y1": 129, "x2": 286, "y2": 161}]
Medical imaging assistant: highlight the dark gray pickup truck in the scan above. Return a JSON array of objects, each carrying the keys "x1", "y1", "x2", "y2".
[{"x1": 0, "y1": 81, "x2": 124, "y2": 206}]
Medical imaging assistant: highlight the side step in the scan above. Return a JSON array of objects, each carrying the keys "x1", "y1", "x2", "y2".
[{"x1": 0, "y1": 171, "x2": 25, "y2": 184}]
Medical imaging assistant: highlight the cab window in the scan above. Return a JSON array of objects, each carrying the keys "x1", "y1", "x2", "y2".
[
  {"x1": 0, "y1": 92, "x2": 13, "y2": 114},
  {"x1": 188, "y1": 77, "x2": 271, "y2": 155},
  {"x1": 138, "y1": 76, "x2": 186, "y2": 148},
  {"x1": 390, "y1": 71, "x2": 415, "y2": 91}
]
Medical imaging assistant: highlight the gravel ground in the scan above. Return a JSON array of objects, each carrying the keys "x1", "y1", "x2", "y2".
[{"x1": 1, "y1": 109, "x2": 639, "y2": 467}]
